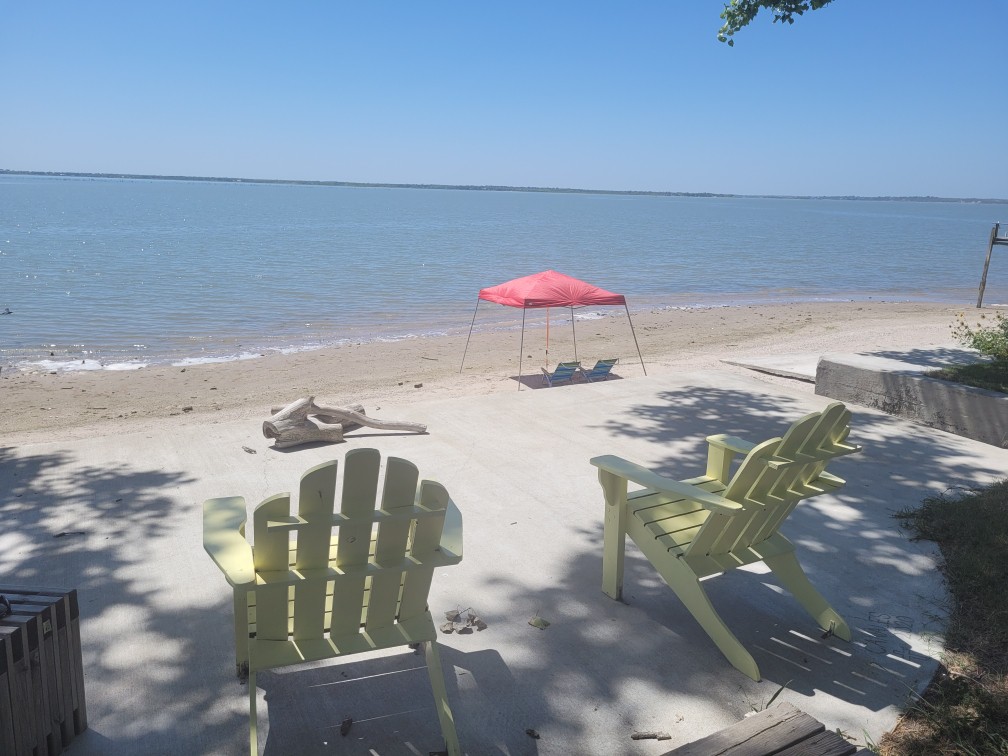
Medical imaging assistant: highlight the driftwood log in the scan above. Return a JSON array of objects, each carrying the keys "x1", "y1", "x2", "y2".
[{"x1": 263, "y1": 397, "x2": 427, "y2": 449}]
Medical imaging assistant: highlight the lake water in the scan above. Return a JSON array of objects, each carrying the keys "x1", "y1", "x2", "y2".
[{"x1": 1, "y1": 174, "x2": 1004, "y2": 371}]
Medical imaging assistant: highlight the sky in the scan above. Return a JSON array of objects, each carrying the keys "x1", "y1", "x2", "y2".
[{"x1": 2, "y1": 1, "x2": 1006, "y2": 198}]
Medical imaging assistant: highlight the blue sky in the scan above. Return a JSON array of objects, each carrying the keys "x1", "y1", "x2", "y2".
[{"x1": 3, "y1": 1, "x2": 1006, "y2": 197}]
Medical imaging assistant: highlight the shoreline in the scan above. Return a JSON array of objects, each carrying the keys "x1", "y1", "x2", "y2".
[
  {"x1": 3, "y1": 291, "x2": 988, "y2": 376},
  {"x1": 1, "y1": 300, "x2": 968, "y2": 442}
]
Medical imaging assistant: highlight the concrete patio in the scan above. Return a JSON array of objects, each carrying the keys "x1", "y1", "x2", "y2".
[{"x1": 4, "y1": 366, "x2": 1006, "y2": 755}]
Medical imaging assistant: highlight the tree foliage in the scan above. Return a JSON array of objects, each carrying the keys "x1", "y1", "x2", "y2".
[{"x1": 718, "y1": 1, "x2": 834, "y2": 46}]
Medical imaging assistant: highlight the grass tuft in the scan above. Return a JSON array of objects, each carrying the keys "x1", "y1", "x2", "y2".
[
  {"x1": 880, "y1": 482, "x2": 1008, "y2": 755},
  {"x1": 927, "y1": 362, "x2": 1008, "y2": 394}
]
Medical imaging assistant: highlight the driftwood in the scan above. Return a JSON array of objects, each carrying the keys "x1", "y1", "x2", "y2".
[{"x1": 263, "y1": 397, "x2": 426, "y2": 449}]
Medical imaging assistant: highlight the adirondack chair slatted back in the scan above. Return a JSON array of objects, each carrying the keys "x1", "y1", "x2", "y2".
[
  {"x1": 248, "y1": 448, "x2": 452, "y2": 645},
  {"x1": 682, "y1": 437, "x2": 782, "y2": 560},
  {"x1": 680, "y1": 405, "x2": 859, "y2": 564}
]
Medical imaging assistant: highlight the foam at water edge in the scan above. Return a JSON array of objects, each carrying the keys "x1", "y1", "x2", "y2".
[
  {"x1": 171, "y1": 352, "x2": 261, "y2": 367},
  {"x1": 18, "y1": 358, "x2": 150, "y2": 373}
]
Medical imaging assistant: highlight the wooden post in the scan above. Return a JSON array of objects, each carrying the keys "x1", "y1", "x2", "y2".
[{"x1": 977, "y1": 221, "x2": 1007, "y2": 308}]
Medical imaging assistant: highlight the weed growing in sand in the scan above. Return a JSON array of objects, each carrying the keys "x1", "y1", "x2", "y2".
[
  {"x1": 928, "y1": 312, "x2": 1008, "y2": 393},
  {"x1": 951, "y1": 311, "x2": 1008, "y2": 362}
]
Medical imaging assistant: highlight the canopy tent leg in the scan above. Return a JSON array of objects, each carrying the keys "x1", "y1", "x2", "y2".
[
  {"x1": 624, "y1": 303, "x2": 647, "y2": 376},
  {"x1": 545, "y1": 306, "x2": 550, "y2": 369},
  {"x1": 518, "y1": 309, "x2": 527, "y2": 391},
  {"x1": 459, "y1": 298, "x2": 482, "y2": 373},
  {"x1": 570, "y1": 306, "x2": 577, "y2": 362}
]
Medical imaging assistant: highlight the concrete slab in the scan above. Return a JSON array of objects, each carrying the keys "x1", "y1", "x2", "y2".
[
  {"x1": 4, "y1": 370, "x2": 1006, "y2": 755},
  {"x1": 720, "y1": 354, "x2": 826, "y2": 382}
]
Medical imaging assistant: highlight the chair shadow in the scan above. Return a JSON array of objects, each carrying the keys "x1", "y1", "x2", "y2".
[
  {"x1": 509, "y1": 372, "x2": 623, "y2": 390},
  {"x1": 257, "y1": 645, "x2": 532, "y2": 756}
]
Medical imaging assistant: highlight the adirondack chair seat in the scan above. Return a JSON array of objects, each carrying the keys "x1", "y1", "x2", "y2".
[
  {"x1": 592, "y1": 402, "x2": 860, "y2": 681},
  {"x1": 204, "y1": 448, "x2": 463, "y2": 756}
]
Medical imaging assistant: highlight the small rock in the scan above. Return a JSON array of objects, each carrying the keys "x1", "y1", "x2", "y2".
[
  {"x1": 242, "y1": 446, "x2": 257, "y2": 454},
  {"x1": 414, "y1": 382, "x2": 423, "y2": 388},
  {"x1": 182, "y1": 406, "x2": 193, "y2": 412},
  {"x1": 525, "y1": 729, "x2": 540, "y2": 739}
]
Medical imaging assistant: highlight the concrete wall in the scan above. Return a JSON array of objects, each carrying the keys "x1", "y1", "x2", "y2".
[{"x1": 816, "y1": 355, "x2": 1008, "y2": 448}]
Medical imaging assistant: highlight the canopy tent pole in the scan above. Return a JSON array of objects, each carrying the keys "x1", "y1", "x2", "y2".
[
  {"x1": 624, "y1": 303, "x2": 647, "y2": 376},
  {"x1": 570, "y1": 306, "x2": 577, "y2": 362},
  {"x1": 518, "y1": 308, "x2": 527, "y2": 391},
  {"x1": 545, "y1": 306, "x2": 550, "y2": 369},
  {"x1": 459, "y1": 298, "x2": 482, "y2": 373}
]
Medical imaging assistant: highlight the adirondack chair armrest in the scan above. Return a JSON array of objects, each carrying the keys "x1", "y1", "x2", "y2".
[
  {"x1": 705, "y1": 434, "x2": 757, "y2": 454},
  {"x1": 590, "y1": 455, "x2": 742, "y2": 513},
  {"x1": 438, "y1": 500, "x2": 464, "y2": 561},
  {"x1": 702, "y1": 434, "x2": 758, "y2": 482},
  {"x1": 203, "y1": 496, "x2": 255, "y2": 586}
]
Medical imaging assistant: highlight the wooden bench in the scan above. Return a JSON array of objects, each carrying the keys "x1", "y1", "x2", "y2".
[{"x1": 662, "y1": 702, "x2": 868, "y2": 756}]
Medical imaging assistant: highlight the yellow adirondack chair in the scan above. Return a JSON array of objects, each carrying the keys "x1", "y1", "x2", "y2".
[
  {"x1": 591, "y1": 401, "x2": 860, "y2": 681},
  {"x1": 203, "y1": 448, "x2": 463, "y2": 755}
]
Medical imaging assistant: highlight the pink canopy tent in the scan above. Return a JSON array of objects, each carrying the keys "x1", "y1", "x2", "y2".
[{"x1": 459, "y1": 270, "x2": 646, "y2": 388}]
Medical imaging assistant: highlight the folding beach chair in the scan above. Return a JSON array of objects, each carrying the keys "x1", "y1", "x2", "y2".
[
  {"x1": 579, "y1": 358, "x2": 618, "y2": 382},
  {"x1": 541, "y1": 361, "x2": 580, "y2": 386}
]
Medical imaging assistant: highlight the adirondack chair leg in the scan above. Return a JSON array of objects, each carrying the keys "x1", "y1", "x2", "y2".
[
  {"x1": 423, "y1": 641, "x2": 461, "y2": 756},
  {"x1": 234, "y1": 590, "x2": 250, "y2": 681},
  {"x1": 248, "y1": 669, "x2": 259, "y2": 756},
  {"x1": 598, "y1": 470, "x2": 628, "y2": 600},
  {"x1": 762, "y1": 550, "x2": 852, "y2": 641},
  {"x1": 664, "y1": 570, "x2": 761, "y2": 681}
]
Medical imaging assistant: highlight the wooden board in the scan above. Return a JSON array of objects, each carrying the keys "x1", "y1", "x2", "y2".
[
  {"x1": 0, "y1": 587, "x2": 87, "y2": 754},
  {"x1": 662, "y1": 702, "x2": 858, "y2": 756}
]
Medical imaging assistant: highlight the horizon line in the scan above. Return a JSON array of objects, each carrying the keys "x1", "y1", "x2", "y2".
[{"x1": 3, "y1": 168, "x2": 1006, "y2": 205}]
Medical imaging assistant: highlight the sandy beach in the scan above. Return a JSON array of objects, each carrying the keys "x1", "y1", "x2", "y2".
[{"x1": 2, "y1": 300, "x2": 965, "y2": 443}]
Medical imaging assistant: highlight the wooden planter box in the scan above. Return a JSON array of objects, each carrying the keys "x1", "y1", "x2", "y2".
[{"x1": 0, "y1": 587, "x2": 87, "y2": 755}]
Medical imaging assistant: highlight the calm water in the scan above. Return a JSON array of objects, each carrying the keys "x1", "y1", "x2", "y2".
[{"x1": 1, "y1": 174, "x2": 1004, "y2": 371}]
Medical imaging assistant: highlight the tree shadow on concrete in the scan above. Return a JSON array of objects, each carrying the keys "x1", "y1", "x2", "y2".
[
  {"x1": 428, "y1": 384, "x2": 1006, "y2": 752},
  {"x1": 255, "y1": 646, "x2": 530, "y2": 756},
  {"x1": 0, "y1": 444, "x2": 241, "y2": 755},
  {"x1": 3, "y1": 381, "x2": 1003, "y2": 754}
]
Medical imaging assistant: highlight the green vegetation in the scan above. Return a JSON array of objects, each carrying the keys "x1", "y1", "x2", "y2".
[
  {"x1": 929, "y1": 312, "x2": 1008, "y2": 393},
  {"x1": 951, "y1": 312, "x2": 1008, "y2": 362},
  {"x1": 718, "y1": 0, "x2": 834, "y2": 46},
  {"x1": 928, "y1": 362, "x2": 1008, "y2": 394},
  {"x1": 882, "y1": 483, "x2": 1008, "y2": 755}
]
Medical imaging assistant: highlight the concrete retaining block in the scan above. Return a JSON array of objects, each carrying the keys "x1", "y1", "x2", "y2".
[{"x1": 816, "y1": 354, "x2": 1008, "y2": 447}]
